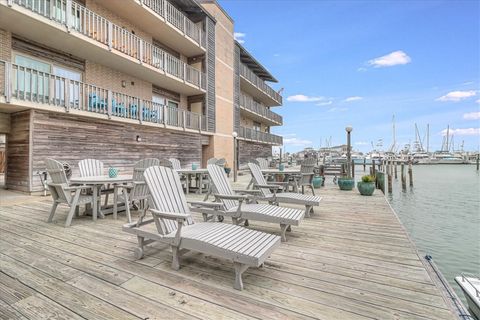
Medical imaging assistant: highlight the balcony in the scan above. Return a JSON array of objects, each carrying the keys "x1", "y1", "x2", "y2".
[
  {"x1": 238, "y1": 126, "x2": 282, "y2": 146},
  {"x1": 0, "y1": 0, "x2": 206, "y2": 95},
  {"x1": 100, "y1": 0, "x2": 206, "y2": 56},
  {"x1": 0, "y1": 61, "x2": 208, "y2": 132},
  {"x1": 239, "y1": 92, "x2": 282, "y2": 126},
  {"x1": 240, "y1": 63, "x2": 282, "y2": 107}
]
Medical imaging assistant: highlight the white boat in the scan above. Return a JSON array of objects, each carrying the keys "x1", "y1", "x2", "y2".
[
  {"x1": 433, "y1": 151, "x2": 465, "y2": 164},
  {"x1": 455, "y1": 274, "x2": 480, "y2": 319}
]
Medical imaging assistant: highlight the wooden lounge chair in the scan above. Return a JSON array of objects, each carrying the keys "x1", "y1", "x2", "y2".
[
  {"x1": 123, "y1": 166, "x2": 281, "y2": 290},
  {"x1": 290, "y1": 158, "x2": 317, "y2": 195},
  {"x1": 45, "y1": 158, "x2": 96, "y2": 227},
  {"x1": 248, "y1": 162, "x2": 322, "y2": 217},
  {"x1": 200, "y1": 164, "x2": 305, "y2": 242},
  {"x1": 113, "y1": 158, "x2": 160, "y2": 222}
]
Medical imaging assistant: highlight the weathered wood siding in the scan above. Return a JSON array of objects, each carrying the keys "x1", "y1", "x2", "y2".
[
  {"x1": 0, "y1": 113, "x2": 11, "y2": 133},
  {"x1": 30, "y1": 111, "x2": 203, "y2": 192},
  {"x1": 205, "y1": 17, "x2": 216, "y2": 132},
  {"x1": 6, "y1": 111, "x2": 31, "y2": 192},
  {"x1": 238, "y1": 140, "x2": 272, "y2": 166}
]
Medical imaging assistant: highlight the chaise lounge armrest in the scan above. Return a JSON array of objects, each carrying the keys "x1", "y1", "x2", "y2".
[
  {"x1": 48, "y1": 183, "x2": 92, "y2": 191},
  {"x1": 149, "y1": 208, "x2": 188, "y2": 221},
  {"x1": 214, "y1": 194, "x2": 251, "y2": 201},
  {"x1": 188, "y1": 201, "x2": 223, "y2": 208},
  {"x1": 233, "y1": 189, "x2": 263, "y2": 195},
  {"x1": 254, "y1": 184, "x2": 283, "y2": 190}
]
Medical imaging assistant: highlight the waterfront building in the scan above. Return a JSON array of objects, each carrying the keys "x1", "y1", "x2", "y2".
[{"x1": 0, "y1": 0, "x2": 283, "y2": 193}]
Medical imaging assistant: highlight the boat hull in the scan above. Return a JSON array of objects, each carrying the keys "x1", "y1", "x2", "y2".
[{"x1": 455, "y1": 276, "x2": 480, "y2": 319}]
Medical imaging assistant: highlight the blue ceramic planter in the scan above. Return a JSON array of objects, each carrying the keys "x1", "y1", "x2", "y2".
[
  {"x1": 313, "y1": 176, "x2": 324, "y2": 188},
  {"x1": 338, "y1": 178, "x2": 355, "y2": 191},
  {"x1": 357, "y1": 181, "x2": 375, "y2": 196}
]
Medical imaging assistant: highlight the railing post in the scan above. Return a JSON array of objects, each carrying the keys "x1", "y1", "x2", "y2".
[
  {"x1": 183, "y1": 16, "x2": 186, "y2": 34},
  {"x1": 107, "y1": 90, "x2": 112, "y2": 118},
  {"x1": 4, "y1": 62, "x2": 11, "y2": 103},
  {"x1": 139, "y1": 99, "x2": 143, "y2": 124},
  {"x1": 162, "y1": 0, "x2": 166, "y2": 18},
  {"x1": 198, "y1": 114, "x2": 201, "y2": 132},
  {"x1": 139, "y1": 39, "x2": 144, "y2": 64},
  {"x1": 107, "y1": 21, "x2": 113, "y2": 51},
  {"x1": 64, "y1": 78, "x2": 70, "y2": 112},
  {"x1": 163, "y1": 105, "x2": 167, "y2": 127},
  {"x1": 50, "y1": 0, "x2": 55, "y2": 19},
  {"x1": 65, "y1": 0, "x2": 72, "y2": 32},
  {"x1": 182, "y1": 111, "x2": 186, "y2": 130},
  {"x1": 7, "y1": 0, "x2": 13, "y2": 6}
]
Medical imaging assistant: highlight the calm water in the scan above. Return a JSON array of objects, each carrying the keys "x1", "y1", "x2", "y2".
[{"x1": 385, "y1": 165, "x2": 480, "y2": 306}]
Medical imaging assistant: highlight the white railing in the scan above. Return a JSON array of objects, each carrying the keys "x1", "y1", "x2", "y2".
[
  {"x1": 13, "y1": 0, "x2": 206, "y2": 89},
  {"x1": 1, "y1": 61, "x2": 206, "y2": 131},
  {"x1": 240, "y1": 92, "x2": 282, "y2": 125},
  {"x1": 239, "y1": 126, "x2": 283, "y2": 145},
  {"x1": 240, "y1": 63, "x2": 282, "y2": 105}
]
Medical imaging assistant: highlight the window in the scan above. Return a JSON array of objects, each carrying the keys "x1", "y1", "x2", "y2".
[{"x1": 253, "y1": 121, "x2": 261, "y2": 131}]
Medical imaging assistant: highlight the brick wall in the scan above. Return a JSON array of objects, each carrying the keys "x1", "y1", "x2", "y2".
[{"x1": 0, "y1": 29, "x2": 11, "y2": 95}]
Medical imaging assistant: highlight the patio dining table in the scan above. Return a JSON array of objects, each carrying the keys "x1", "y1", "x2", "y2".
[
  {"x1": 175, "y1": 168, "x2": 209, "y2": 194},
  {"x1": 69, "y1": 175, "x2": 133, "y2": 220}
]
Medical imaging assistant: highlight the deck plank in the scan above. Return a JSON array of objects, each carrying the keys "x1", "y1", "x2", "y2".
[{"x1": 0, "y1": 183, "x2": 457, "y2": 320}]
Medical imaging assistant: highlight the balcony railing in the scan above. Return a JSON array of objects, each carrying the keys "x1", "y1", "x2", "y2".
[
  {"x1": 240, "y1": 93, "x2": 282, "y2": 125},
  {"x1": 0, "y1": 61, "x2": 207, "y2": 132},
  {"x1": 12, "y1": 0, "x2": 206, "y2": 90},
  {"x1": 238, "y1": 126, "x2": 283, "y2": 145},
  {"x1": 240, "y1": 63, "x2": 282, "y2": 105}
]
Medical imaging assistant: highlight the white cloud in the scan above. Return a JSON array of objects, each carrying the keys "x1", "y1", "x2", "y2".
[
  {"x1": 234, "y1": 32, "x2": 246, "y2": 44},
  {"x1": 436, "y1": 90, "x2": 477, "y2": 102},
  {"x1": 283, "y1": 137, "x2": 313, "y2": 147},
  {"x1": 463, "y1": 112, "x2": 480, "y2": 120},
  {"x1": 355, "y1": 141, "x2": 369, "y2": 145},
  {"x1": 315, "y1": 100, "x2": 333, "y2": 106},
  {"x1": 273, "y1": 53, "x2": 280, "y2": 57},
  {"x1": 286, "y1": 94, "x2": 326, "y2": 102},
  {"x1": 476, "y1": 99, "x2": 480, "y2": 104},
  {"x1": 328, "y1": 107, "x2": 348, "y2": 112},
  {"x1": 357, "y1": 67, "x2": 367, "y2": 72},
  {"x1": 368, "y1": 50, "x2": 411, "y2": 68},
  {"x1": 441, "y1": 127, "x2": 480, "y2": 136},
  {"x1": 344, "y1": 96, "x2": 363, "y2": 102}
]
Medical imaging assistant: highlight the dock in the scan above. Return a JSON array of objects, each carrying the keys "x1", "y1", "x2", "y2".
[{"x1": 0, "y1": 177, "x2": 457, "y2": 319}]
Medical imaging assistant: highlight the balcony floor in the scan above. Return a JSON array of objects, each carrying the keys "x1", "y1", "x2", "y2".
[{"x1": 0, "y1": 173, "x2": 455, "y2": 319}]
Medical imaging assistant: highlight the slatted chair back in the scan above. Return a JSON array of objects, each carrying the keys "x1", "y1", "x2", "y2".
[
  {"x1": 130, "y1": 158, "x2": 160, "y2": 200},
  {"x1": 299, "y1": 158, "x2": 316, "y2": 185},
  {"x1": 168, "y1": 158, "x2": 182, "y2": 170},
  {"x1": 248, "y1": 162, "x2": 271, "y2": 197},
  {"x1": 207, "y1": 157, "x2": 218, "y2": 165},
  {"x1": 256, "y1": 158, "x2": 269, "y2": 170},
  {"x1": 159, "y1": 159, "x2": 173, "y2": 168},
  {"x1": 207, "y1": 164, "x2": 237, "y2": 210},
  {"x1": 45, "y1": 158, "x2": 71, "y2": 204},
  {"x1": 144, "y1": 166, "x2": 194, "y2": 235},
  {"x1": 79, "y1": 159, "x2": 104, "y2": 177}
]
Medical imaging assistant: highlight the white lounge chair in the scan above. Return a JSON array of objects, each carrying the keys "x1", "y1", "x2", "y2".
[
  {"x1": 45, "y1": 158, "x2": 96, "y2": 227},
  {"x1": 200, "y1": 164, "x2": 305, "y2": 242},
  {"x1": 123, "y1": 166, "x2": 281, "y2": 290},
  {"x1": 78, "y1": 158, "x2": 114, "y2": 205},
  {"x1": 114, "y1": 158, "x2": 160, "y2": 222},
  {"x1": 248, "y1": 162, "x2": 322, "y2": 217}
]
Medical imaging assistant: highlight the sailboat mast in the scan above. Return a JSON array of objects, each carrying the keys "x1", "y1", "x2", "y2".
[
  {"x1": 427, "y1": 124, "x2": 429, "y2": 153},
  {"x1": 446, "y1": 125, "x2": 450, "y2": 152}
]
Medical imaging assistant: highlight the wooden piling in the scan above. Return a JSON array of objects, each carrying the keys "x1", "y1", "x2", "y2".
[
  {"x1": 363, "y1": 158, "x2": 366, "y2": 171},
  {"x1": 401, "y1": 163, "x2": 406, "y2": 191},
  {"x1": 477, "y1": 154, "x2": 479, "y2": 171},
  {"x1": 372, "y1": 160, "x2": 376, "y2": 177},
  {"x1": 408, "y1": 163, "x2": 413, "y2": 187},
  {"x1": 387, "y1": 161, "x2": 393, "y2": 193},
  {"x1": 394, "y1": 161, "x2": 398, "y2": 179}
]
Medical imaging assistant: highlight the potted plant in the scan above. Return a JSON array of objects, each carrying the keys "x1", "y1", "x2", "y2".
[
  {"x1": 312, "y1": 174, "x2": 324, "y2": 188},
  {"x1": 357, "y1": 175, "x2": 375, "y2": 196},
  {"x1": 338, "y1": 175, "x2": 355, "y2": 191},
  {"x1": 224, "y1": 162, "x2": 231, "y2": 177}
]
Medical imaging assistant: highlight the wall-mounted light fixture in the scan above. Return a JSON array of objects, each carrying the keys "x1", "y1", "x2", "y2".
[
  {"x1": 121, "y1": 80, "x2": 126, "y2": 88},
  {"x1": 136, "y1": 135, "x2": 142, "y2": 142}
]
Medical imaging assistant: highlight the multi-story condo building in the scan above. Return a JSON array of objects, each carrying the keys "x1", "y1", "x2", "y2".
[{"x1": 0, "y1": 0, "x2": 283, "y2": 193}]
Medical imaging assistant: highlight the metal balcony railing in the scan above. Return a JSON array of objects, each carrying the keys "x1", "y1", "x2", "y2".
[
  {"x1": 0, "y1": 61, "x2": 207, "y2": 132},
  {"x1": 12, "y1": 0, "x2": 206, "y2": 90},
  {"x1": 238, "y1": 126, "x2": 283, "y2": 145},
  {"x1": 142, "y1": 0, "x2": 205, "y2": 47},
  {"x1": 240, "y1": 63, "x2": 282, "y2": 105},
  {"x1": 240, "y1": 93, "x2": 282, "y2": 125}
]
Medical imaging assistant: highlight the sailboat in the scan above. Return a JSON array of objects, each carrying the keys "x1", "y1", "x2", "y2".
[
  {"x1": 411, "y1": 124, "x2": 436, "y2": 164},
  {"x1": 433, "y1": 126, "x2": 465, "y2": 164}
]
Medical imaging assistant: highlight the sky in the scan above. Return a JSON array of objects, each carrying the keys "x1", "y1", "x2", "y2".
[{"x1": 219, "y1": 0, "x2": 480, "y2": 153}]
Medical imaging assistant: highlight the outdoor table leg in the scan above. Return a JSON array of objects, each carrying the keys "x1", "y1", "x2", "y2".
[
  {"x1": 113, "y1": 185, "x2": 118, "y2": 220},
  {"x1": 186, "y1": 174, "x2": 190, "y2": 194},
  {"x1": 122, "y1": 186, "x2": 131, "y2": 223},
  {"x1": 97, "y1": 185, "x2": 105, "y2": 219},
  {"x1": 197, "y1": 173, "x2": 203, "y2": 194},
  {"x1": 92, "y1": 185, "x2": 98, "y2": 221}
]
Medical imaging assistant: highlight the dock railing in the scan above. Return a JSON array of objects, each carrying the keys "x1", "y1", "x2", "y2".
[
  {"x1": 1, "y1": 61, "x2": 207, "y2": 132},
  {"x1": 12, "y1": 0, "x2": 206, "y2": 90}
]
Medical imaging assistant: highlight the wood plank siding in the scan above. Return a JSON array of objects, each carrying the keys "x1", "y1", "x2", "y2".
[
  {"x1": 238, "y1": 140, "x2": 272, "y2": 166},
  {"x1": 28, "y1": 111, "x2": 204, "y2": 193},
  {"x1": 6, "y1": 111, "x2": 31, "y2": 192}
]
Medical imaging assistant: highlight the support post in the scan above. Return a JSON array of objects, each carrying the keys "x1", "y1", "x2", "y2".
[
  {"x1": 139, "y1": 39, "x2": 144, "y2": 64},
  {"x1": 233, "y1": 136, "x2": 238, "y2": 182},
  {"x1": 64, "y1": 78, "x2": 70, "y2": 112},
  {"x1": 65, "y1": 0, "x2": 72, "y2": 32},
  {"x1": 107, "y1": 90, "x2": 112, "y2": 119},
  {"x1": 387, "y1": 161, "x2": 393, "y2": 193},
  {"x1": 108, "y1": 22, "x2": 113, "y2": 51},
  {"x1": 139, "y1": 99, "x2": 143, "y2": 124},
  {"x1": 394, "y1": 161, "x2": 398, "y2": 179},
  {"x1": 401, "y1": 163, "x2": 406, "y2": 191},
  {"x1": 408, "y1": 163, "x2": 413, "y2": 187}
]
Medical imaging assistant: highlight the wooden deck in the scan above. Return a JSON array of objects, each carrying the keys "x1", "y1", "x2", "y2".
[{"x1": 0, "y1": 180, "x2": 456, "y2": 319}]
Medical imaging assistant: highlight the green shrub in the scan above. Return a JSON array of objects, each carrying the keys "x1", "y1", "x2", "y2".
[{"x1": 361, "y1": 175, "x2": 375, "y2": 183}]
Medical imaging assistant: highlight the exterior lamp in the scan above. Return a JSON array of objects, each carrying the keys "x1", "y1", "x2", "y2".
[{"x1": 345, "y1": 126, "x2": 353, "y2": 178}]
